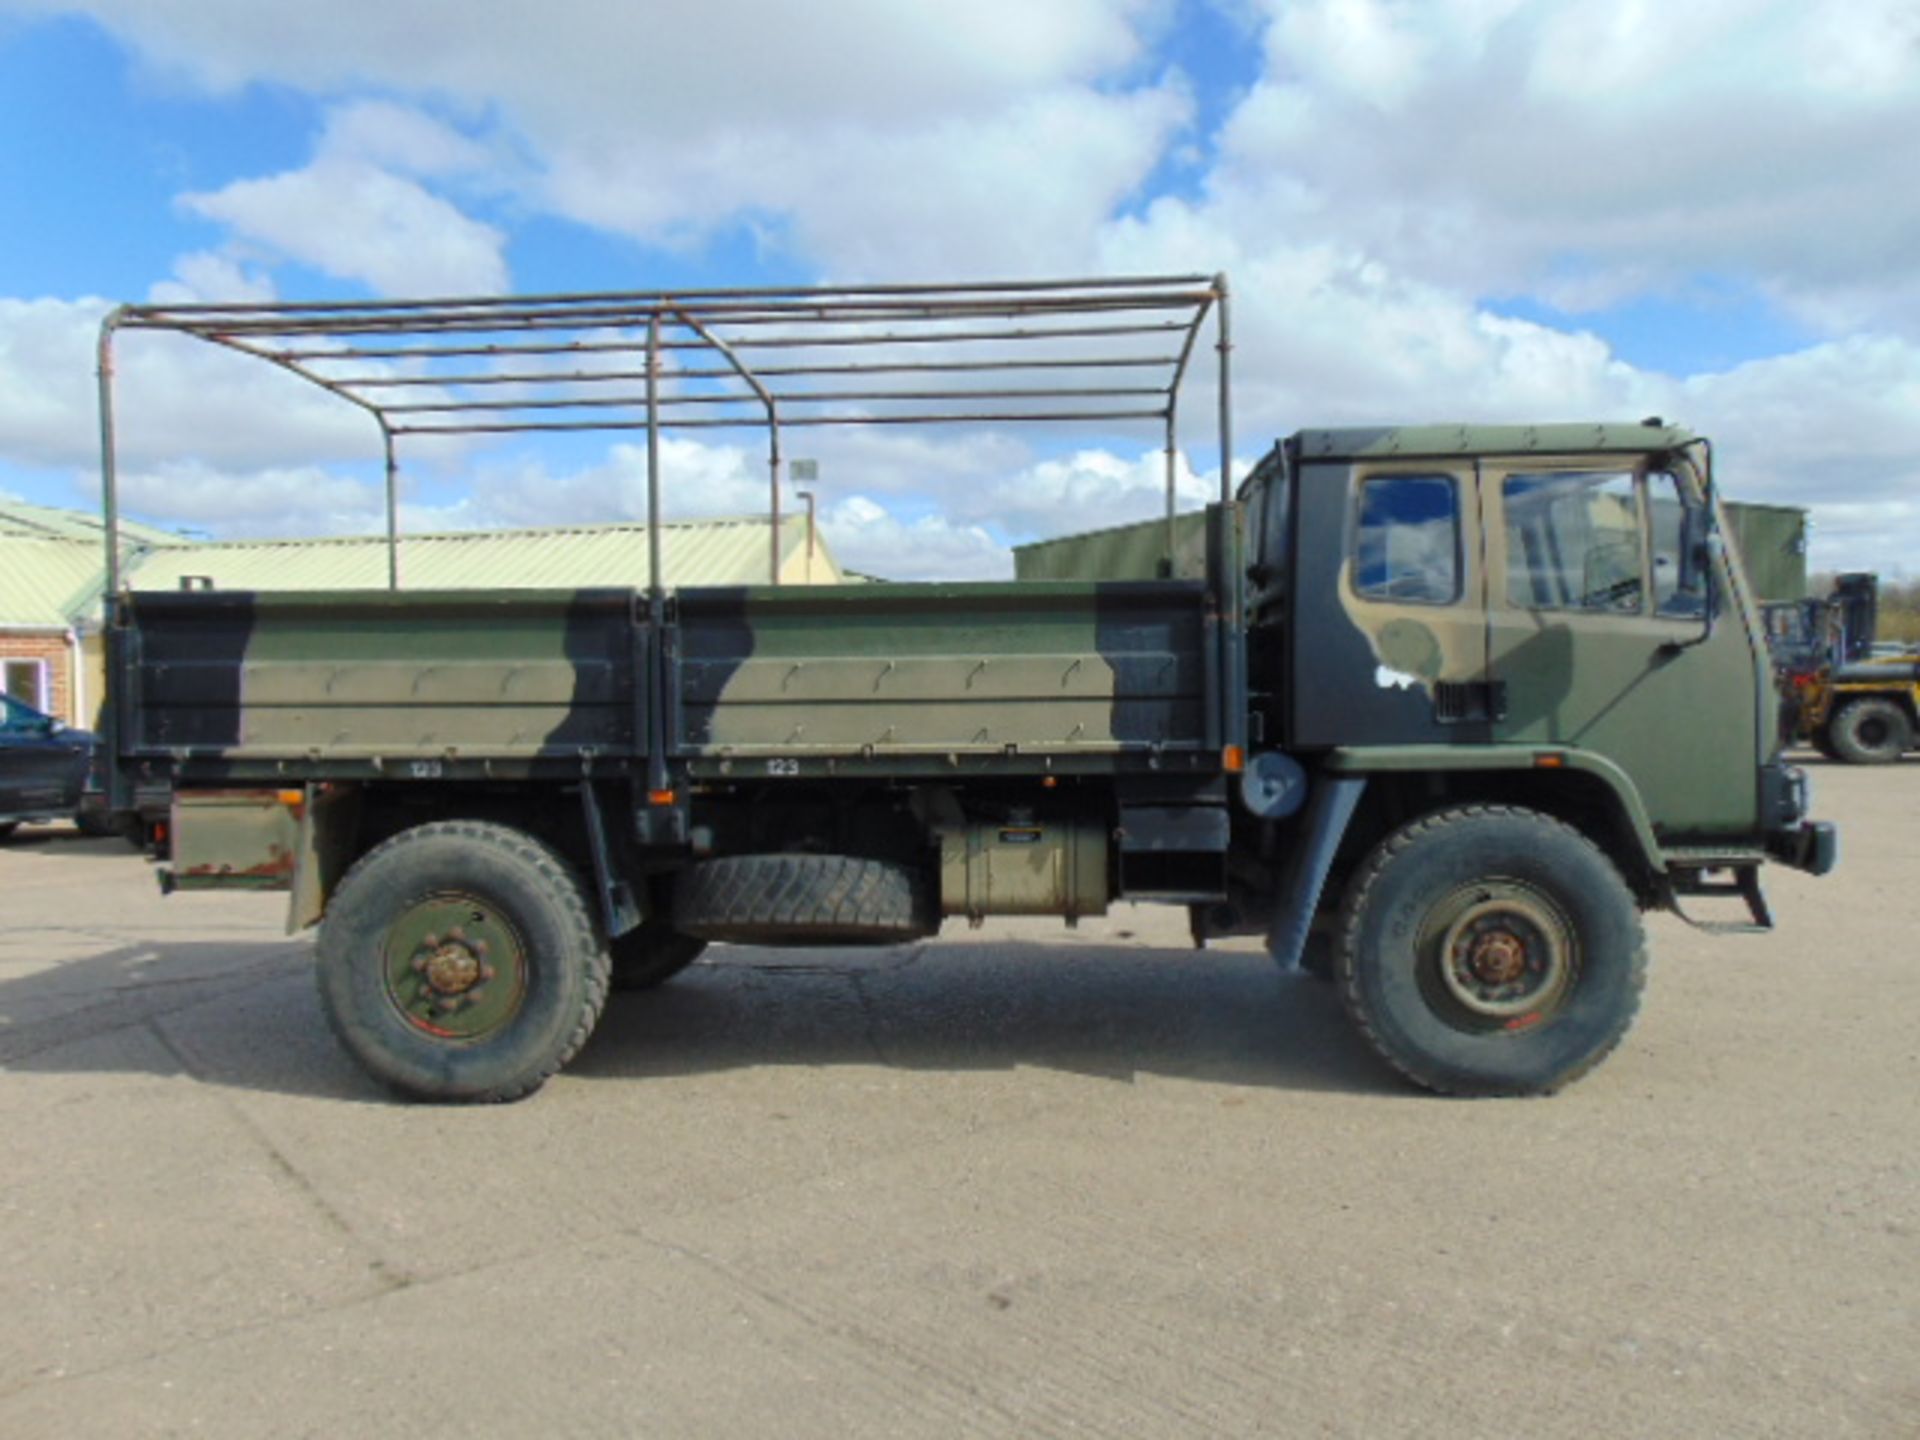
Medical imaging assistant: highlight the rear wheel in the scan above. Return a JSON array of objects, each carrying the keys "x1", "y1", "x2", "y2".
[
  {"x1": 1338, "y1": 805, "x2": 1645, "y2": 1096},
  {"x1": 1828, "y1": 698, "x2": 1911, "y2": 764},
  {"x1": 0, "y1": 822, "x2": 17, "y2": 844},
  {"x1": 315, "y1": 820, "x2": 610, "y2": 1102}
]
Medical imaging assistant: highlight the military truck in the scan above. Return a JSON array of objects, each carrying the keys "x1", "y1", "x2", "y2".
[{"x1": 95, "y1": 277, "x2": 1834, "y2": 1102}]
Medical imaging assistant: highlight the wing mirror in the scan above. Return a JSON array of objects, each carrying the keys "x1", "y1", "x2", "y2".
[{"x1": 1662, "y1": 526, "x2": 1720, "y2": 655}]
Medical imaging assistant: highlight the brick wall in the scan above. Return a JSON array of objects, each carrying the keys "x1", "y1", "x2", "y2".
[{"x1": 0, "y1": 631, "x2": 76, "y2": 724}]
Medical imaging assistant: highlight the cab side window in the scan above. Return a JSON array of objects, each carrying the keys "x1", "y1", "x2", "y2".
[
  {"x1": 1352, "y1": 474, "x2": 1460, "y2": 605},
  {"x1": 1646, "y1": 471, "x2": 1710, "y2": 617},
  {"x1": 1503, "y1": 471, "x2": 1643, "y2": 612}
]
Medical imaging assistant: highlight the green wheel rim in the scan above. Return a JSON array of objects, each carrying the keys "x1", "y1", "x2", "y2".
[
  {"x1": 1415, "y1": 879, "x2": 1578, "y2": 1033},
  {"x1": 382, "y1": 890, "x2": 530, "y2": 1041}
]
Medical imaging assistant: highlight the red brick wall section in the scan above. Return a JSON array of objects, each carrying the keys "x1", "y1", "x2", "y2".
[{"x1": 0, "y1": 633, "x2": 76, "y2": 724}]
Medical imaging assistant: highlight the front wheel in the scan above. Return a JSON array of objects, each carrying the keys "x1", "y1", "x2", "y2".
[
  {"x1": 1337, "y1": 805, "x2": 1645, "y2": 1096},
  {"x1": 315, "y1": 820, "x2": 611, "y2": 1102}
]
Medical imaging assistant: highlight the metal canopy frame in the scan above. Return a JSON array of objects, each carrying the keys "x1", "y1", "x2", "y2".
[{"x1": 98, "y1": 274, "x2": 1232, "y2": 596}]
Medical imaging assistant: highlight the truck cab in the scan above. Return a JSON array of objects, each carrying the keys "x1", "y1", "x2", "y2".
[{"x1": 1239, "y1": 421, "x2": 1832, "y2": 927}]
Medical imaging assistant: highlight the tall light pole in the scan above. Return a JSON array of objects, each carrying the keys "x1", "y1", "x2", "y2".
[{"x1": 791, "y1": 459, "x2": 819, "y2": 584}]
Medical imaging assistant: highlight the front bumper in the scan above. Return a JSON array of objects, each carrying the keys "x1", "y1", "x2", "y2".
[
  {"x1": 1760, "y1": 762, "x2": 1838, "y2": 876},
  {"x1": 1768, "y1": 819, "x2": 1838, "y2": 876}
]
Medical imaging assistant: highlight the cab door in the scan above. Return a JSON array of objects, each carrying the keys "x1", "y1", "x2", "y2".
[
  {"x1": 1290, "y1": 457, "x2": 1492, "y2": 747},
  {"x1": 1483, "y1": 457, "x2": 1762, "y2": 841}
]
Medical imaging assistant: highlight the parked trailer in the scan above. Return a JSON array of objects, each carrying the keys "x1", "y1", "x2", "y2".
[{"x1": 98, "y1": 277, "x2": 1835, "y2": 1101}]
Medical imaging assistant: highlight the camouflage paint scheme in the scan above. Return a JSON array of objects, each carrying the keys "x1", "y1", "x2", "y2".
[
  {"x1": 122, "y1": 582, "x2": 1217, "y2": 776},
  {"x1": 123, "y1": 588, "x2": 639, "y2": 770},
  {"x1": 676, "y1": 582, "x2": 1216, "y2": 763},
  {"x1": 119, "y1": 422, "x2": 1817, "y2": 916},
  {"x1": 1283, "y1": 423, "x2": 1772, "y2": 842}
]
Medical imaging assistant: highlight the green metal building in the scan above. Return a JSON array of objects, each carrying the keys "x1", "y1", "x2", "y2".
[{"x1": 1015, "y1": 500, "x2": 1809, "y2": 602}]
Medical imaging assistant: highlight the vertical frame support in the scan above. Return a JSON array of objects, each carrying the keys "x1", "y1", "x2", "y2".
[
  {"x1": 1164, "y1": 409, "x2": 1179, "y2": 579},
  {"x1": 645, "y1": 315, "x2": 664, "y2": 602},
  {"x1": 1215, "y1": 272, "x2": 1234, "y2": 508},
  {"x1": 644, "y1": 314, "x2": 672, "y2": 800},
  {"x1": 380, "y1": 421, "x2": 401, "y2": 590},
  {"x1": 676, "y1": 313, "x2": 783, "y2": 586}
]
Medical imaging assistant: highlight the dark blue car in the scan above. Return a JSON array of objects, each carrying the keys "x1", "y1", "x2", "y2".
[{"x1": 0, "y1": 691, "x2": 103, "y2": 841}]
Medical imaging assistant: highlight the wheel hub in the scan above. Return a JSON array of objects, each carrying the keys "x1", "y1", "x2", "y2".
[
  {"x1": 1432, "y1": 887, "x2": 1575, "y2": 1022},
  {"x1": 383, "y1": 895, "x2": 527, "y2": 1039},
  {"x1": 417, "y1": 929, "x2": 490, "y2": 996},
  {"x1": 1469, "y1": 930, "x2": 1527, "y2": 986}
]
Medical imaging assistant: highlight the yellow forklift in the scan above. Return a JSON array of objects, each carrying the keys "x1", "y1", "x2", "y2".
[{"x1": 1771, "y1": 574, "x2": 1920, "y2": 764}]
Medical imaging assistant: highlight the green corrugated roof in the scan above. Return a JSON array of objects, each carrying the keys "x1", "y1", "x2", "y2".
[
  {"x1": 1013, "y1": 511, "x2": 1208, "y2": 581},
  {"x1": 0, "y1": 502, "x2": 188, "y2": 626},
  {"x1": 119, "y1": 515, "x2": 834, "y2": 594},
  {"x1": 5, "y1": 506, "x2": 844, "y2": 625},
  {"x1": 0, "y1": 499, "x2": 181, "y2": 546},
  {"x1": 0, "y1": 536, "x2": 109, "y2": 628}
]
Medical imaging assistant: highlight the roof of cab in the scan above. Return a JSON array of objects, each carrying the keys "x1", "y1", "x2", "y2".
[{"x1": 1291, "y1": 421, "x2": 1698, "y2": 461}]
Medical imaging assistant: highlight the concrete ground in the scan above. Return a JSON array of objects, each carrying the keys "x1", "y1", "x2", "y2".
[{"x1": 0, "y1": 761, "x2": 1913, "y2": 1439}]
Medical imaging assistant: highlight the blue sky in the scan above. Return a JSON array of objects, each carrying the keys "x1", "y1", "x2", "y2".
[{"x1": 2, "y1": 0, "x2": 1917, "y2": 579}]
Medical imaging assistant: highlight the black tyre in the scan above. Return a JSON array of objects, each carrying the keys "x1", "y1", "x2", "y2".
[
  {"x1": 1828, "y1": 698, "x2": 1911, "y2": 765},
  {"x1": 315, "y1": 820, "x2": 610, "y2": 1102},
  {"x1": 610, "y1": 922, "x2": 708, "y2": 991},
  {"x1": 675, "y1": 853, "x2": 932, "y2": 946},
  {"x1": 1337, "y1": 805, "x2": 1645, "y2": 1097},
  {"x1": 74, "y1": 812, "x2": 120, "y2": 839},
  {"x1": 0, "y1": 822, "x2": 17, "y2": 844}
]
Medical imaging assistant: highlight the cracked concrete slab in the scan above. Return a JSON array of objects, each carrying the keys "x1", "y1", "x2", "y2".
[{"x1": 0, "y1": 763, "x2": 1915, "y2": 1438}]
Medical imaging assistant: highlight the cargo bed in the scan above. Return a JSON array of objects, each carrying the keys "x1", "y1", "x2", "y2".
[{"x1": 119, "y1": 578, "x2": 1228, "y2": 785}]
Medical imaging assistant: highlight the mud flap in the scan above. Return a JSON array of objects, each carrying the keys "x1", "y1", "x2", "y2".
[{"x1": 1266, "y1": 776, "x2": 1368, "y2": 971}]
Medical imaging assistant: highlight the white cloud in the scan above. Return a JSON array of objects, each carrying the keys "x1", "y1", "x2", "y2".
[
  {"x1": 38, "y1": 1, "x2": 1160, "y2": 120},
  {"x1": 1225, "y1": 0, "x2": 1920, "y2": 332},
  {"x1": 9, "y1": 0, "x2": 1920, "y2": 577},
  {"x1": 822, "y1": 495, "x2": 1009, "y2": 581},
  {"x1": 40, "y1": 1, "x2": 1182, "y2": 281},
  {"x1": 114, "y1": 458, "x2": 383, "y2": 537},
  {"x1": 544, "y1": 82, "x2": 1190, "y2": 278},
  {"x1": 181, "y1": 158, "x2": 508, "y2": 297},
  {"x1": 319, "y1": 99, "x2": 495, "y2": 178},
  {"x1": 147, "y1": 250, "x2": 277, "y2": 305},
  {"x1": 0, "y1": 297, "x2": 377, "y2": 474}
]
